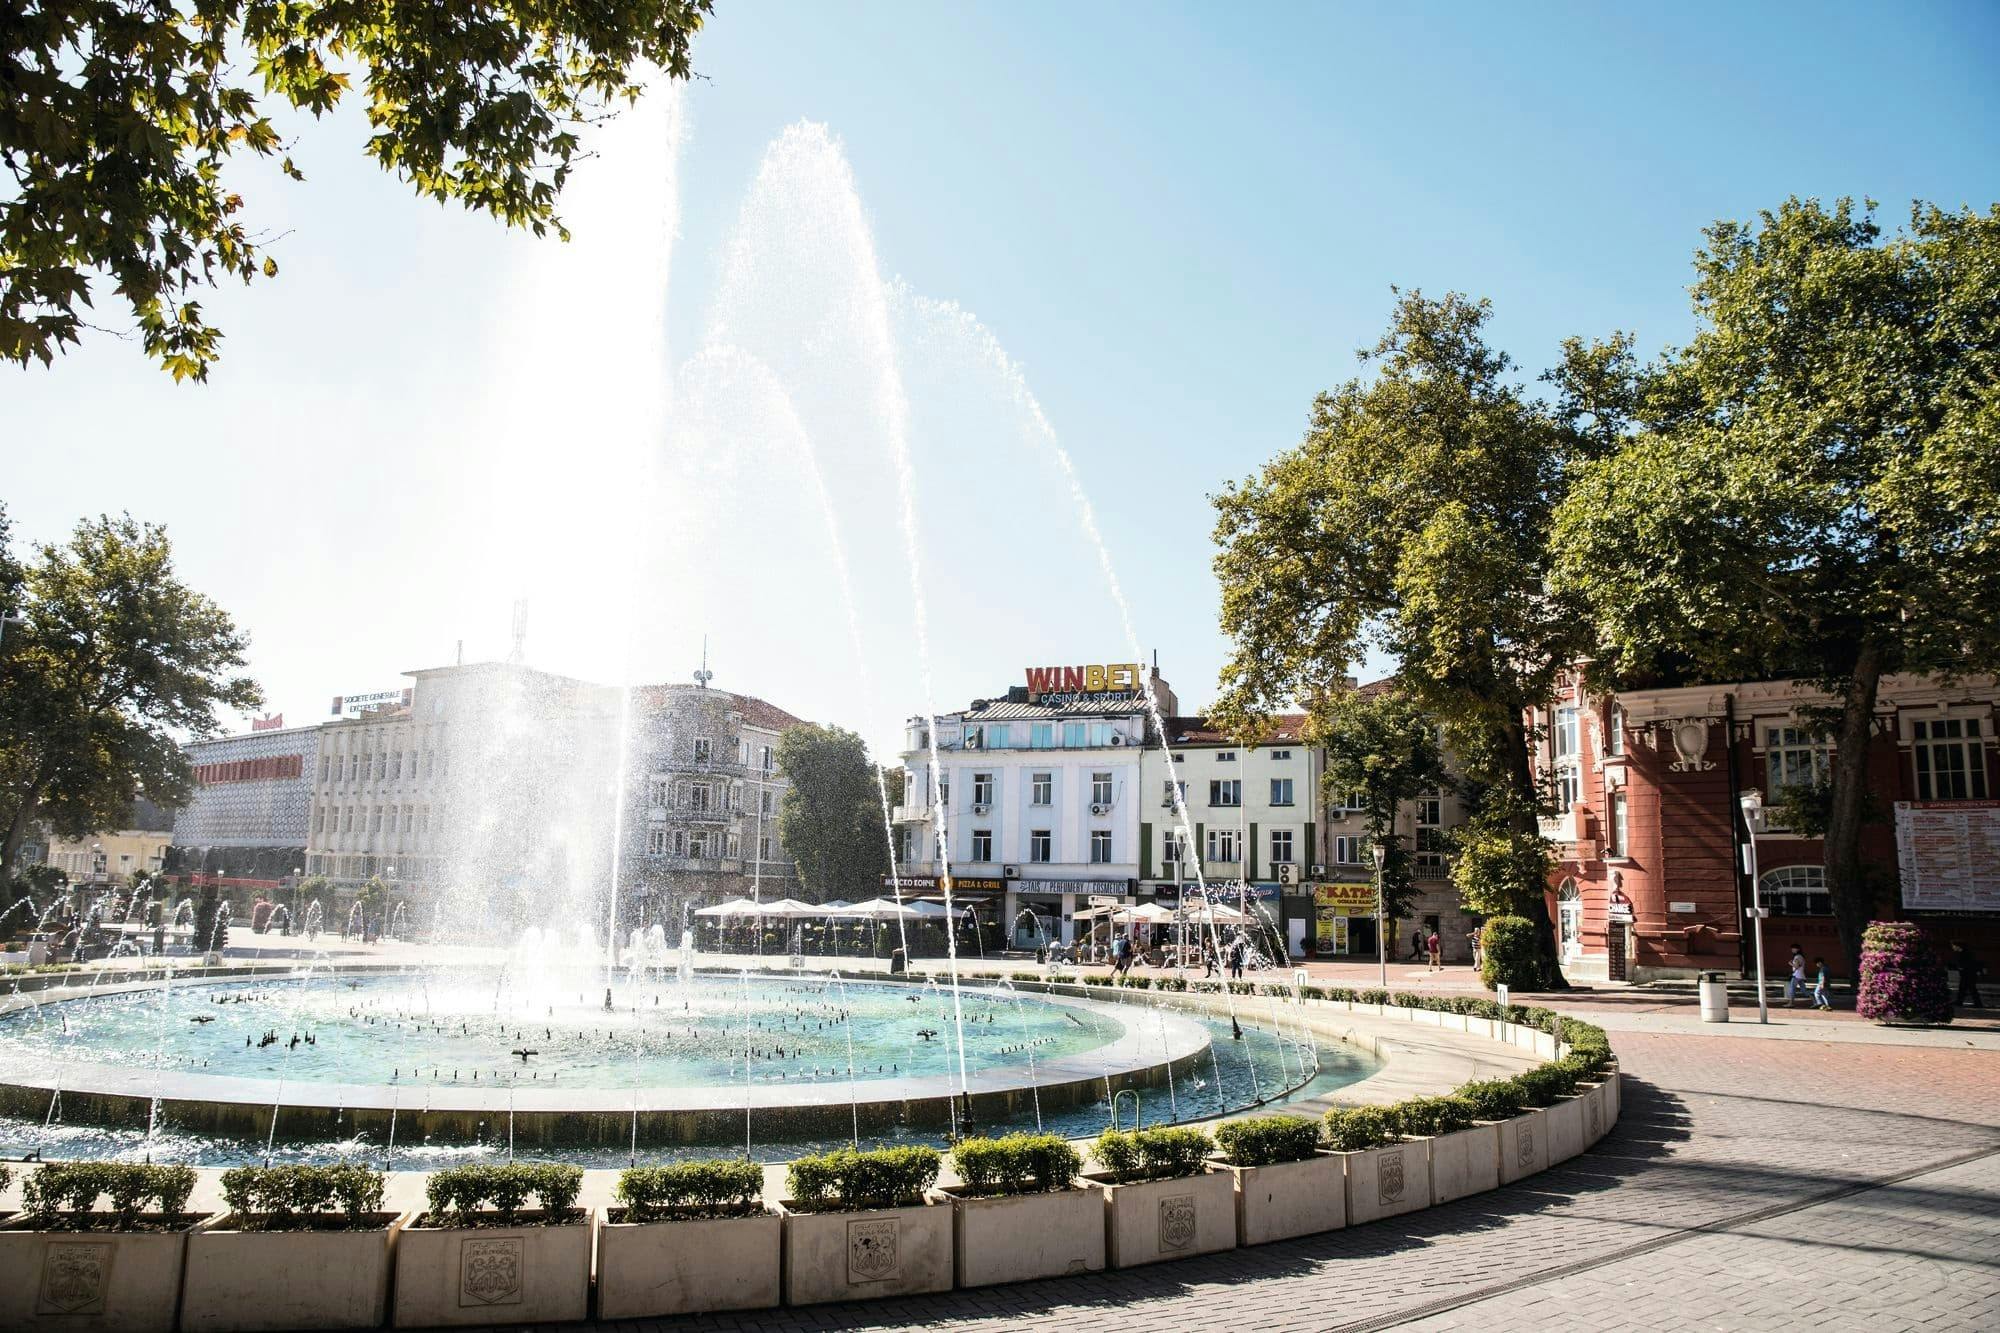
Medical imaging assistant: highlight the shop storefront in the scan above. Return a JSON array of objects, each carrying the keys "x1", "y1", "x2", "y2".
[
  {"x1": 1000, "y1": 876, "x2": 1134, "y2": 948},
  {"x1": 1313, "y1": 881, "x2": 1379, "y2": 957}
]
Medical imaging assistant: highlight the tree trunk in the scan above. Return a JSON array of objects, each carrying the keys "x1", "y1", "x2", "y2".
[
  {"x1": 1823, "y1": 643, "x2": 1884, "y2": 980},
  {"x1": 1500, "y1": 715, "x2": 1569, "y2": 991},
  {"x1": 0, "y1": 785, "x2": 43, "y2": 885}
]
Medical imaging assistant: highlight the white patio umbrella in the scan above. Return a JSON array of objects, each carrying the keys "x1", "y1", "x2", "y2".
[
  {"x1": 829, "y1": 897, "x2": 924, "y2": 920},
  {"x1": 692, "y1": 897, "x2": 766, "y2": 918},
  {"x1": 754, "y1": 898, "x2": 826, "y2": 919}
]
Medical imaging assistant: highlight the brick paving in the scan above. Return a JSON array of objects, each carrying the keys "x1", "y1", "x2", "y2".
[{"x1": 432, "y1": 1030, "x2": 2000, "y2": 1333}]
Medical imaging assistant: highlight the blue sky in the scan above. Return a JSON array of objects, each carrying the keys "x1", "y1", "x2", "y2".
[{"x1": 8, "y1": 2, "x2": 1998, "y2": 756}]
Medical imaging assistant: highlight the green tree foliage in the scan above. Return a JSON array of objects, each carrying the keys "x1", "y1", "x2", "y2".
[
  {"x1": 774, "y1": 724, "x2": 891, "y2": 899},
  {"x1": 1213, "y1": 291, "x2": 1593, "y2": 986},
  {"x1": 0, "y1": 507, "x2": 261, "y2": 884},
  {"x1": 3, "y1": 0, "x2": 715, "y2": 379},
  {"x1": 1550, "y1": 199, "x2": 2000, "y2": 973},
  {"x1": 1307, "y1": 685, "x2": 1447, "y2": 923}
]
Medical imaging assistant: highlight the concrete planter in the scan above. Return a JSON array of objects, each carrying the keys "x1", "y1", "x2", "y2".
[
  {"x1": 1576, "y1": 1081, "x2": 1609, "y2": 1146},
  {"x1": 0, "y1": 1215, "x2": 200, "y2": 1333},
  {"x1": 1426, "y1": 1123, "x2": 1501, "y2": 1205},
  {"x1": 1532, "y1": 1032, "x2": 1560, "y2": 1059},
  {"x1": 1436, "y1": 1011, "x2": 1470, "y2": 1034},
  {"x1": 596, "y1": 1208, "x2": 780, "y2": 1318},
  {"x1": 391, "y1": 1213, "x2": 591, "y2": 1328},
  {"x1": 1407, "y1": 1006, "x2": 1444, "y2": 1026},
  {"x1": 1604, "y1": 1063, "x2": 1622, "y2": 1124},
  {"x1": 1338, "y1": 1139, "x2": 1430, "y2": 1226},
  {"x1": 935, "y1": 1185, "x2": 1105, "y2": 1287},
  {"x1": 1545, "y1": 1094, "x2": 1586, "y2": 1164},
  {"x1": 1092, "y1": 1170, "x2": 1236, "y2": 1268},
  {"x1": 778, "y1": 1200, "x2": 952, "y2": 1306},
  {"x1": 1463, "y1": 1015, "x2": 1495, "y2": 1039},
  {"x1": 182, "y1": 1213, "x2": 404, "y2": 1332},
  {"x1": 1498, "y1": 1108, "x2": 1548, "y2": 1184},
  {"x1": 1210, "y1": 1152, "x2": 1345, "y2": 1246}
]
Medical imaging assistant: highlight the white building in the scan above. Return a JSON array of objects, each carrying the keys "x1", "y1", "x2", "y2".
[{"x1": 896, "y1": 663, "x2": 1179, "y2": 948}]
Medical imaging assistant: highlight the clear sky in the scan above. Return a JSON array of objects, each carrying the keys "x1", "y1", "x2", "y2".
[{"x1": 7, "y1": 2, "x2": 1998, "y2": 759}]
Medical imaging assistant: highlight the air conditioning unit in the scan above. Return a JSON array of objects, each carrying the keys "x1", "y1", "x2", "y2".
[
  {"x1": 972, "y1": 802, "x2": 990, "y2": 815},
  {"x1": 1003, "y1": 865, "x2": 1021, "y2": 879},
  {"x1": 1090, "y1": 802, "x2": 1109, "y2": 816},
  {"x1": 1109, "y1": 734, "x2": 1125, "y2": 746},
  {"x1": 1311, "y1": 863, "x2": 1326, "y2": 877}
]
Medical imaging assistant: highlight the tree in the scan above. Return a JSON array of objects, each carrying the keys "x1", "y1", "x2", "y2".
[
  {"x1": 774, "y1": 724, "x2": 891, "y2": 900},
  {"x1": 1550, "y1": 199, "x2": 2000, "y2": 975},
  {"x1": 1213, "y1": 291, "x2": 1593, "y2": 986},
  {"x1": 0, "y1": 508, "x2": 261, "y2": 883},
  {"x1": 1302, "y1": 685, "x2": 1447, "y2": 925},
  {"x1": 3, "y1": 0, "x2": 715, "y2": 379}
]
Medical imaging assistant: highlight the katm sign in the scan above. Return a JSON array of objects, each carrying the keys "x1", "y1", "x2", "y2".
[
  {"x1": 1025, "y1": 662, "x2": 1144, "y2": 704},
  {"x1": 330, "y1": 689, "x2": 412, "y2": 718}
]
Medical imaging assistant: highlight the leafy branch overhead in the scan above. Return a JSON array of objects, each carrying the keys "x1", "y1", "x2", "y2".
[{"x1": 1, "y1": 0, "x2": 715, "y2": 380}]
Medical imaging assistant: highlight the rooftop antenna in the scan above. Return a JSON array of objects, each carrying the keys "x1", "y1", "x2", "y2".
[
  {"x1": 509, "y1": 599, "x2": 529, "y2": 665},
  {"x1": 693, "y1": 636, "x2": 713, "y2": 689},
  {"x1": 455, "y1": 639, "x2": 463, "y2": 667}
]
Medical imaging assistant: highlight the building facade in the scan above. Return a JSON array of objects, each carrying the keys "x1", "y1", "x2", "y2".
[
  {"x1": 896, "y1": 662, "x2": 1179, "y2": 948},
  {"x1": 619, "y1": 679, "x2": 808, "y2": 924},
  {"x1": 168, "y1": 725, "x2": 321, "y2": 886},
  {"x1": 1139, "y1": 715, "x2": 1320, "y2": 955},
  {"x1": 43, "y1": 799, "x2": 175, "y2": 887},
  {"x1": 1535, "y1": 669, "x2": 2000, "y2": 982}
]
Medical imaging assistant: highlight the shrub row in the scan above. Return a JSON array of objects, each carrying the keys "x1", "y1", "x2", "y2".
[
  {"x1": 614, "y1": 1159, "x2": 765, "y2": 1221},
  {"x1": 22, "y1": 1162, "x2": 198, "y2": 1229},
  {"x1": 950, "y1": 1133, "x2": 1082, "y2": 1195},
  {"x1": 786, "y1": 1145, "x2": 940, "y2": 1211},
  {"x1": 424, "y1": 1163, "x2": 584, "y2": 1226},
  {"x1": 1091, "y1": 1126, "x2": 1214, "y2": 1184},
  {"x1": 218, "y1": 1164, "x2": 385, "y2": 1230},
  {"x1": 1213, "y1": 1115, "x2": 1321, "y2": 1167}
]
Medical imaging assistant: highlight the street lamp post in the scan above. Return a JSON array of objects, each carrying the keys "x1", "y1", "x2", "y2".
[
  {"x1": 1372, "y1": 841, "x2": 1387, "y2": 989},
  {"x1": 1740, "y1": 790, "x2": 1770, "y2": 1024}
]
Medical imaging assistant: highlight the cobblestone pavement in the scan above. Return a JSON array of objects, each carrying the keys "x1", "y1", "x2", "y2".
[{"x1": 439, "y1": 1032, "x2": 2000, "y2": 1333}]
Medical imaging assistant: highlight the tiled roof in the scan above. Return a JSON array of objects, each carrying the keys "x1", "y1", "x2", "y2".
[
  {"x1": 732, "y1": 692, "x2": 810, "y2": 732},
  {"x1": 955, "y1": 699, "x2": 1154, "y2": 721},
  {"x1": 1163, "y1": 712, "x2": 1309, "y2": 745}
]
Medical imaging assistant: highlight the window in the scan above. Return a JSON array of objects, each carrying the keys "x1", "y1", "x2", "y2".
[
  {"x1": 939, "y1": 778, "x2": 949, "y2": 808},
  {"x1": 1608, "y1": 704, "x2": 1625, "y2": 757},
  {"x1": 1062, "y1": 722, "x2": 1086, "y2": 747},
  {"x1": 1270, "y1": 829, "x2": 1294, "y2": 864},
  {"x1": 972, "y1": 772, "x2": 994, "y2": 808},
  {"x1": 1766, "y1": 726, "x2": 1831, "y2": 794},
  {"x1": 729, "y1": 781, "x2": 743, "y2": 811},
  {"x1": 1091, "y1": 772, "x2": 1114, "y2": 806},
  {"x1": 1086, "y1": 722, "x2": 1114, "y2": 747},
  {"x1": 418, "y1": 808, "x2": 428, "y2": 836},
  {"x1": 1553, "y1": 707, "x2": 1579, "y2": 761},
  {"x1": 650, "y1": 781, "x2": 668, "y2": 807},
  {"x1": 1607, "y1": 791, "x2": 1628, "y2": 857},
  {"x1": 318, "y1": 756, "x2": 329, "y2": 782},
  {"x1": 689, "y1": 831, "x2": 708, "y2": 859},
  {"x1": 1217, "y1": 750, "x2": 1237, "y2": 763},
  {"x1": 1914, "y1": 718, "x2": 1987, "y2": 801},
  {"x1": 1089, "y1": 830, "x2": 1113, "y2": 863},
  {"x1": 402, "y1": 806, "x2": 414, "y2": 833},
  {"x1": 725, "y1": 832, "x2": 740, "y2": 859},
  {"x1": 971, "y1": 829, "x2": 994, "y2": 862},
  {"x1": 1416, "y1": 789, "x2": 1442, "y2": 827},
  {"x1": 390, "y1": 751, "x2": 402, "y2": 780},
  {"x1": 1030, "y1": 723, "x2": 1054, "y2": 749},
  {"x1": 759, "y1": 834, "x2": 774, "y2": 861},
  {"x1": 423, "y1": 749, "x2": 435, "y2": 778},
  {"x1": 1759, "y1": 865, "x2": 1833, "y2": 916},
  {"x1": 1272, "y1": 749, "x2": 1292, "y2": 760},
  {"x1": 1333, "y1": 835, "x2": 1365, "y2": 865},
  {"x1": 1210, "y1": 779, "x2": 1241, "y2": 807},
  {"x1": 985, "y1": 725, "x2": 1011, "y2": 749},
  {"x1": 370, "y1": 806, "x2": 383, "y2": 833},
  {"x1": 647, "y1": 829, "x2": 665, "y2": 855},
  {"x1": 760, "y1": 789, "x2": 775, "y2": 816},
  {"x1": 689, "y1": 783, "x2": 711, "y2": 812},
  {"x1": 1161, "y1": 779, "x2": 1186, "y2": 808},
  {"x1": 1270, "y1": 778, "x2": 1294, "y2": 806},
  {"x1": 1207, "y1": 828, "x2": 1239, "y2": 862},
  {"x1": 672, "y1": 830, "x2": 685, "y2": 855},
  {"x1": 1162, "y1": 830, "x2": 1187, "y2": 865},
  {"x1": 740, "y1": 739, "x2": 751, "y2": 765},
  {"x1": 1331, "y1": 789, "x2": 1365, "y2": 813},
  {"x1": 1030, "y1": 829, "x2": 1052, "y2": 862},
  {"x1": 1030, "y1": 772, "x2": 1052, "y2": 806},
  {"x1": 761, "y1": 746, "x2": 775, "y2": 773},
  {"x1": 693, "y1": 737, "x2": 711, "y2": 764},
  {"x1": 314, "y1": 807, "x2": 325, "y2": 833},
  {"x1": 1553, "y1": 768, "x2": 1581, "y2": 810}
]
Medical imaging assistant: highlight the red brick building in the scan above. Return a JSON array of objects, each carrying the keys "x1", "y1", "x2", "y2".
[{"x1": 1532, "y1": 671, "x2": 1998, "y2": 981}]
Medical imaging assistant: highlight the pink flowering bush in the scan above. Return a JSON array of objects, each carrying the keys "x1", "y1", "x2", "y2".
[{"x1": 1856, "y1": 920, "x2": 1953, "y2": 1024}]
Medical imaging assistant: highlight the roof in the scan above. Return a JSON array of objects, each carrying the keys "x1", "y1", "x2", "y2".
[
  {"x1": 1161, "y1": 713, "x2": 1309, "y2": 745},
  {"x1": 632, "y1": 682, "x2": 810, "y2": 732},
  {"x1": 954, "y1": 699, "x2": 1153, "y2": 722}
]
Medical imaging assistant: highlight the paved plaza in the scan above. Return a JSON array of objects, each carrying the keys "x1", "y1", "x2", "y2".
[{"x1": 438, "y1": 1003, "x2": 2000, "y2": 1333}]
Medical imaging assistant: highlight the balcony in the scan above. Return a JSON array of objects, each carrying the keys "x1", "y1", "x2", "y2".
[
  {"x1": 1539, "y1": 810, "x2": 1576, "y2": 843},
  {"x1": 891, "y1": 805, "x2": 929, "y2": 824}
]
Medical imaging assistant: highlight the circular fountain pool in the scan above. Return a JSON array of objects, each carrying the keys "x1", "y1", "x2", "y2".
[{"x1": 0, "y1": 967, "x2": 1378, "y2": 1164}]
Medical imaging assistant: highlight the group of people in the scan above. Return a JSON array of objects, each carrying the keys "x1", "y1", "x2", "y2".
[{"x1": 1408, "y1": 927, "x2": 1445, "y2": 971}]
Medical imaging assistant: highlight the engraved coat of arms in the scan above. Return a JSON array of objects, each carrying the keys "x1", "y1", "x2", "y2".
[
  {"x1": 1158, "y1": 1193, "x2": 1197, "y2": 1252},
  {"x1": 38, "y1": 1241, "x2": 112, "y2": 1315},
  {"x1": 1377, "y1": 1149, "x2": 1406, "y2": 1204},
  {"x1": 847, "y1": 1218, "x2": 901, "y2": 1282},
  {"x1": 459, "y1": 1237, "x2": 524, "y2": 1307},
  {"x1": 1517, "y1": 1122, "x2": 1537, "y2": 1168}
]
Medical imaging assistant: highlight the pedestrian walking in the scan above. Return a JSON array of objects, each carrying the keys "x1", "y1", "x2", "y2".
[
  {"x1": 1228, "y1": 935, "x2": 1247, "y2": 981},
  {"x1": 1785, "y1": 946, "x2": 1807, "y2": 1007},
  {"x1": 1955, "y1": 943, "x2": 1986, "y2": 1008},
  {"x1": 1467, "y1": 932, "x2": 1482, "y2": 968},
  {"x1": 1812, "y1": 956, "x2": 1831, "y2": 1010},
  {"x1": 1427, "y1": 930, "x2": 1442, "y2": 971},
  {"x1": 1410, "y1": 928, "x2": 1425, "y2": 962}
]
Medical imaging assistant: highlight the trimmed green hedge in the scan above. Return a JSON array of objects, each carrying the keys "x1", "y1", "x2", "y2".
[
  {"x1": 1214, "y1": 1115, "x2": 1322, "y2": 1167},
  {"x1": 1322, "y1": 1105, "x2": 1399, "y2": 1151},
  {"x1": 786, "y1": 1145, "x2": 941, "y2": 1211},
  {"x1": 1390, "y1": 1095, "x2": 1478, "y2": 1137},
  {"x1": 1093, "y1": 1126, "x2": 1214, "y2": 1184},
  {"x1": 424, "y1": 1163, "x2": 583, "y2": 1226},
  {"x1": 23, "y1": 1162, "x2": 198, "y2": 1229},
  {"x1": 1479, "y1": 916, "x2": 1541, "y2": 990},
  {"x1": 950, "y1": 1133, "x2": 1082, "y2": 1195},
  {"x1": 218, "y1": 1164, "x2": 386, "y2": 1230},
  {"x1": 614, "y1": 1159, "x2": 765, "y2": 1221}
]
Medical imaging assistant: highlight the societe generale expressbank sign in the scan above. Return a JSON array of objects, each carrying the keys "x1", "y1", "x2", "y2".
[{"x1": 1025, "y1": 662, "x2": 1144, "y2": 705}]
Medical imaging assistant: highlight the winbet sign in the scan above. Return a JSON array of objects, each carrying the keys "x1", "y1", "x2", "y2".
[{"x1": 1024, "y1": 663, "x2": 1143, "y2": 705}]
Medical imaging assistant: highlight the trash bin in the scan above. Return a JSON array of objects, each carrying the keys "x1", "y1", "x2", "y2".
[{"x1": 1698, "y1": 970, "x2": 1730, "y2": 1022}]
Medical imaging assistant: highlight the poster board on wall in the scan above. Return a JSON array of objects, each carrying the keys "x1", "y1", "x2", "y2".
[{"x1": 1895, "y1": 800, "x2": 2000, "y2": 911}]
